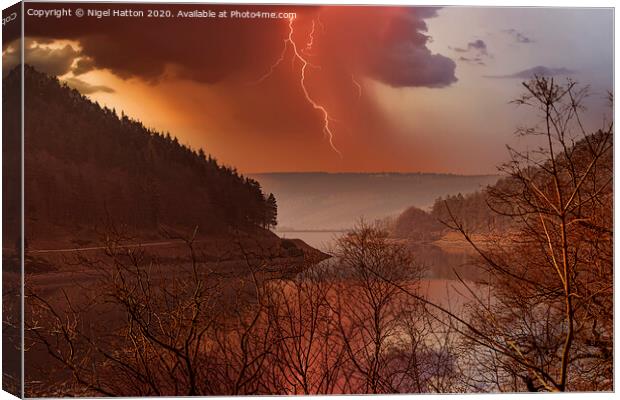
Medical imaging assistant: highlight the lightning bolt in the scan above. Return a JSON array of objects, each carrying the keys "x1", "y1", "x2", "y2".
[
  {"x1": 315, "y1": 14, "x2": 325, "y2": 34},
  {"x1": 252, "y1": 40, "x2": 288, "y2": 85},
  {"x1": 305, "y1": 20, "x2": 316, "y2": 53},
  {"x1": 253, "y1": 16, "x2": 343, "y2": 157},
  {"x1": 287, "y1": 17, "x2": 342, "y2": 157}
]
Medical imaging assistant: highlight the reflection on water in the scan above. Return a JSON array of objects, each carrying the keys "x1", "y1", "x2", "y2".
[{"x1": 279, "y1": 230, "x2": 483, "y2": 282}]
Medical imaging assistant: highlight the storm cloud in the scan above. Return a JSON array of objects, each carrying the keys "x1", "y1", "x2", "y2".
[
  {"x1": 21, "y1": 4, "x2": 457, "y2": 89},
  {"x1": 12, "y1": 3, "x2": 461, "y2": 169}
]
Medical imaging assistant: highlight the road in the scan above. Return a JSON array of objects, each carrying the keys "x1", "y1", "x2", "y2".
[{"x1": 27, "y1": 240, "x2": 183, "y2": 254}]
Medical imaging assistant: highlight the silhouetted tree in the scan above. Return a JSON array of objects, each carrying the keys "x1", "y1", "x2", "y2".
[{"x1": 265, "y1": 193, "x2": 278, "y2": 229}]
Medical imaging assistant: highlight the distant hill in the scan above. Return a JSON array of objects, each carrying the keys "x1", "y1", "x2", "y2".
[
  {"x1": 250, "y1": 172, "x2": 499, "y2": 230},
  {"x1": 392, "y1": 131, "x2": 613, "y2": 240},
  {"x1": 5, "y1": 65, "x2": 277, "y2": 245},
  {"x1": 393, "y1": 191, "x2": 508, "y2": 241}
]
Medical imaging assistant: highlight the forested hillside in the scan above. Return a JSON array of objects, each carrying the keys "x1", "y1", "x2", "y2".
[
  {"x1": 393, "y1": 131, "x2": 612, "y2": 240},
  {"x1": 6, "y1": 65, "x2": 277, "y2": 241},
  {"x1": 392, "y1": 189, "x2": 508, "y2": 240}
]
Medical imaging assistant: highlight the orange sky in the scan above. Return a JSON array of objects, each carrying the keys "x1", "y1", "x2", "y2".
[{"x1": 7, "y1": 4, "x2": 613, "y2": 174}]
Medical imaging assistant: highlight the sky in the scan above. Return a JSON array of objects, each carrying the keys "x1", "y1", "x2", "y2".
[{"x1": 4, "y1": 4, "x2": 614, "y2": 174}]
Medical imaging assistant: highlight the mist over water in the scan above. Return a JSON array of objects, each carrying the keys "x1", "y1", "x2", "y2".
[{"x1": 252, "y1": 172, "x2": 500, "y2": 230}]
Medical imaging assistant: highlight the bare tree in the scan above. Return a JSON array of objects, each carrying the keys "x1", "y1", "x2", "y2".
[
  {"x1": 25, "y1": 227, "x2": 322, "y2": 396},
  {"x1": 328, "y1": 222, "x2": 453, "y2": 393},
  {"x1": 262, "y1": 269, "x2": 346, "y2": 394},
  {"x1": 26, "y1": 228, "x2": 226, "y2": 396},
  {"x1": 442, "y1": 77, "x2": 613, "y2": 392}
]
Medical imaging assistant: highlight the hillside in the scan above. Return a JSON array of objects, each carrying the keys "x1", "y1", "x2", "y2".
[
  {"x1": 251, "y1": 172, "x2": 499, "y2": 230},
  {"x1": 6, "y1": 65, "x2": 279, "y2": 247},
  {"x1": 393, "y1": 131, "x2": 613, "y2": 240}
]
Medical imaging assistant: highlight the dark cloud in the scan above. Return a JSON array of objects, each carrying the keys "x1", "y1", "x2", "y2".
[
  {"x1": 24, "y1": 4, "x2": 303, "y2": 83},
  {"x1": 23, "y1": 39, "x2": 80, "y2": 76},
  {"x1": 20, "y1": 4, "x2": 457, "y2": 163},
  {"x1": 63, "y1": 77, "x2": 115, "y2": 94},
  {"x1": 459, "y1": 56, "x2": 485, "y2": 66},
  {"x1": 373, "y1": 46, "x2": 457, "y2": 87},
  {"x1": 6, "y1": 38, "x2": 97, "y2": 78},
  {"x1": 72, "y1": 57, "x2": 96, "y2": 76},
  {"x1": 454, "y1": 39, "x2": 488, "y2": 54},
  {"x1": 451, "y1": 39, "x2": 489, "y2": 65},
  {"x1": 486, "y1": 66, "x2": 574, "y2": 79},
  {"x1": 23, "y1": 4, "x2": 456, "y2": 89},
  {"x1": 468, "y1": 39, "x2": 487, "y2": 54},
  {"x1": 503, "y1": 29, "x2": 535, "y2": 44},
  {"x1": 314, "y1": 7, "x2": 457, "y2": 88}
]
